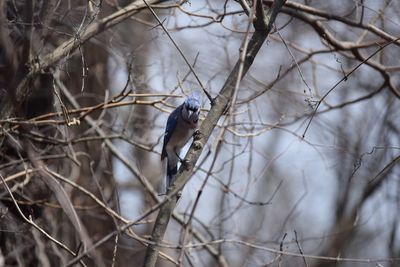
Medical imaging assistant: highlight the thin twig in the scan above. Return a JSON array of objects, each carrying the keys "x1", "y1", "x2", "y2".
[
  {"x1": 302, "y1": 37, "x2": 400, "y2": 138},
  {"x1": 142, "y1": 0, "x2": 214, "y2": 103},
  {"x1": 294, "y1": 230, "x2": 309, "y2": 267}
]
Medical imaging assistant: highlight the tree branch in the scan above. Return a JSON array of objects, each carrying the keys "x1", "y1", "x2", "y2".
[{"x1": 142, "y1": 1, "x2": 287, "y2": 266}]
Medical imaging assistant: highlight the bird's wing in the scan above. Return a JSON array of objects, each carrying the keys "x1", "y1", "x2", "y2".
[{"x1": 161, "y1": 104, "x2": 182, "y2": 160}]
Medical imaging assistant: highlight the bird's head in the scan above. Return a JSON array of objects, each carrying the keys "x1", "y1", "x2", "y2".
[{"x1": 182, "y1": 91, "x2": 201, "y2": 126}]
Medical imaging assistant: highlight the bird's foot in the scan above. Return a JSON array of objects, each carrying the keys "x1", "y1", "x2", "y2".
[{"x1": 193, "y1": 129, "x2": 202, "y2": 140}]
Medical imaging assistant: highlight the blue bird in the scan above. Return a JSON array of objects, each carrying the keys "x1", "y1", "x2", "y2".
[{"x1": 161, "y1": 92, "x2": 201, "y2": 190}]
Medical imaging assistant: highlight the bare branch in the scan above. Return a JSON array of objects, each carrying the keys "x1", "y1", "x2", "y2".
[{"x1": 142, "y1": 1, "x2": 287, "y2": 266}]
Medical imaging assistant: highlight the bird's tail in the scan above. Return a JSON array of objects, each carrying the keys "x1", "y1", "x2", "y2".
[
  {"x1": 167, "y1": 161, "x2": 182, "y2": 201},
  {"x1": 166, "y1": 164, "x2": 177, "y2": 190}
]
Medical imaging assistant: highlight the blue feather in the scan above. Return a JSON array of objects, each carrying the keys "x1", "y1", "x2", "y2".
[{"x1": 161, "y1": 104, "x2": 182, "y2": 160}]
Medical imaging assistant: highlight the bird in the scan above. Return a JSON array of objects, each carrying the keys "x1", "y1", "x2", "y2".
[{"x1": 161, "y1": 91, "x2": 201, "y2": 191}]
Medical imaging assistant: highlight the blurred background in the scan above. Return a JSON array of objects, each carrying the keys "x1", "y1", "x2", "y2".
[{"x1": 0, "y1": 0, "x2": 400, "y2": 266}]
